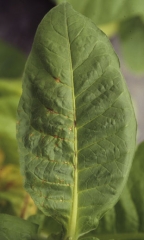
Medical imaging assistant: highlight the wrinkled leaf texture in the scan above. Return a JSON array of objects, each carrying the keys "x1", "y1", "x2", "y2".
[{"x1": 17, "y1": 3, "x2": 136, "y2": 240}]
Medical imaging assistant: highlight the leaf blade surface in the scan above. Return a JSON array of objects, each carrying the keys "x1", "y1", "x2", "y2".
[{"x1": 17, "y1": 3, "x2": 137, "y2": 239}]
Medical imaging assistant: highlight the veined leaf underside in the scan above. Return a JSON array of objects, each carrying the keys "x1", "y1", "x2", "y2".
[{"x1": 17, "y1": 3, "x2": 136, "y2": 239}]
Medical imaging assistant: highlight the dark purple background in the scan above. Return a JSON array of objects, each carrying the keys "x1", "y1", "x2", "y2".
[{"x1": 0, "y1": 0, "x2": 55, "y2": 53}]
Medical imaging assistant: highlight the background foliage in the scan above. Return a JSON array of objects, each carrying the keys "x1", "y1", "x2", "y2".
[{"x1": 0, "y1": 1, "x2": 144, "y2": 239}]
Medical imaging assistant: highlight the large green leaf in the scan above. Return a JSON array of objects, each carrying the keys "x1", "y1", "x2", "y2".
[
  {"x1": 119, "y1": 16, "x2": 144, "y2": 73},
  {"x1": 0, "y1": 214, "x2": 38, "y2": 240},
  {"x1": 17, "y1": 3, "x2": 136, "y2": 240},
  {"x1": 55, "y1": 0, "x2": 144, "y2": 25}
]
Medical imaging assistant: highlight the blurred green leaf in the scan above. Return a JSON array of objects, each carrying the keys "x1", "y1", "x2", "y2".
[
  {"x1": 31, "y1": 237, "x2": 48, "y2": 240},
  {"x1": 40, "y1": 216, "x2": 62, "y2": 236},
  {"x1": 114, "y1": 186, "x2": 139, "y2": 232},
  {"x1": 0, "y1": 40, "x2": 26, "y2": 78},
  {"x1": 127, "y1": 141, "x2": 144, "y2": 231},
  {"x1": 141, "y1": 15, "x2": 144, "y2": 23},
  {"x1": 119, "y1": 16, "x2": 144, "y2": 73},
  {"x1": 95, "y1": 187, "x2": 139, "y2": 234},
  {"x1": 0, "y1": 164, "x2": 25, "y2": 216},
  {"x1": 56, "y1": 0, "x2": 144, "y2": 25},
  {"x1": 29, "y1": 210, "x2": 62, "y2": 237},
  {"x1": 80, "y1": 237, "x2": 100, "y2": 240},
  {"x1": 0, "y1": 214, "x2": 38, "y2": 240},
  {"x1": 97, "y1": 233, "x2": 144, "y2": 240},
  {"x1": 0, "y1": 79, "x2": 21, "y2": 165},
  {"x1": 0, "y1": 164, "x2": 37, "y2": 218},
  {"x1": 80, "y1": 233, "x2": 144, "y2": 240},
  {"x1": 28, "y1": 211, "x2": 45, "y2": 230},
  {"x1": 98, "y1": 22, "x2": 118, "y2": 37},
  {"x1": 47, "y1": 233, "x2": 63, "y2": 240},
  {"x1": 86, "y1": 141, "x2": 144, "y2": 236},
  {"x1": 0, "y1": 80, "x2": 37, "y2": 218}
]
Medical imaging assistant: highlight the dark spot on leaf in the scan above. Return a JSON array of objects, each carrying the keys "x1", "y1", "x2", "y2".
[
  {"x1": 46, "y1": 107, "x2": 58, "y2": 114},
  {"x1": 54, "y1": 76, "x2": 60, "y2": 83}
]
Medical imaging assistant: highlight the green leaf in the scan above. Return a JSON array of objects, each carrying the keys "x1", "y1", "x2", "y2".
[
  {"x1": 91, "y1": 141, "x2": 144, "y2": 236},
  {"x1": 0, "y1": 40, "x2": 26, "y2": 78},
  {"x1": 127, "y1": 141, "x2": 144, "y2": 231},
  {"x1": 83, "y1": 233, "x2": 144, "y2": 240},
  {"x1": 119, "y1": 16, "x2": 144, "y2": 73},
  {"x1": 40, "y1": 216, "x2": 62, "y2": 236},
  {"x1": 114, "y1": 186, "x2": 139, "y2": 232},
  {"x1": 47, "y1": 233, "x2": 63, "y2": 240},
  {"x1": 97, "y1": 233, "x2": 144, "y2": 240},
  {"x1": 95, "y1": 187, "x2": 139, "y2": 234},
  {"x1": 98, "y1": 22, "x2": 118, "y2": 37},
  {"x1": 28, "y1": 210, "x2": 62, "y2": 236},
  {"x1": 31, "y1": 237, "x2": 48, "y2": 240},
  {"x1": 0, "y1": 80, "x2": 29, "y2": 218},
  {"x1": 0, "y1": 214, "x2": 38, "y2": 240},
  {"x1": 17, "y1": 3, "x2": 136, "y2": 240},
  {"x1": 0, "y1": 164, "x2": 26, "y2": 216},
  {"x1": 0, "y1": 80, "x2": 21, "y2": 165},
  {"x1": 80, "y1": 237, "x2": 99, "y2": 240},
  {"x1": 55, "y1": 0, "x2": 144, "y2": 25}
]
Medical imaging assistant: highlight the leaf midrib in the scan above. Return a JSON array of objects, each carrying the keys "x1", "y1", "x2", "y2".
[{"x1": 64, "y1": 4, "x2": 78, "y2": 240}]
